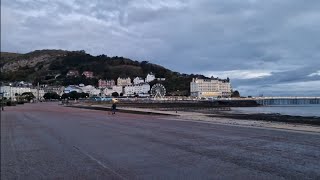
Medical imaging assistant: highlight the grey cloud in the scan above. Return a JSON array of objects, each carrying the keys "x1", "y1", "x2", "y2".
[{"x1": 1, "y1": 0, "x2": 320, "y2": 96}]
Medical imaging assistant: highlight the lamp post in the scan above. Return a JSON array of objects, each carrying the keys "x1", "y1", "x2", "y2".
[{"x1": 9, "y1": 83, "x2": 12, "y2": 101}]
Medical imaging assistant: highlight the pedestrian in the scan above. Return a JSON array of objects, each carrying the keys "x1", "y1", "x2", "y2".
[
  {"x1": 1, "y1": 101, "x2": 3, "y2": 111},
  {"x1": 111, "y1": 103, "x2": 117, "y2": 115}
]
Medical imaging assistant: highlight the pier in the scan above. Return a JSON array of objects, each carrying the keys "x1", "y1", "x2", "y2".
[{"x1": 250, "y1": 97, "x2": 320, "y2": 105}]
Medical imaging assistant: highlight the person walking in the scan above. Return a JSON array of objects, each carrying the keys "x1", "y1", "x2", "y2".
[
  {"x1": 111, "y1": 103, "x2": 117, "y2": 115},
  {"x1": 1, "y1": 100, "x2": 4, "y2": 111}
]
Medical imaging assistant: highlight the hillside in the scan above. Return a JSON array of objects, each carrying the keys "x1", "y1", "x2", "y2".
[{"x1": 0, "y1": 49, "x2": 208, "y2": 95}]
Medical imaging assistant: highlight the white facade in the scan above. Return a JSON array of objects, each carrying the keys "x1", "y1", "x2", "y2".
[
  {"x1": 64, "y1": 85, "x2": 83, "y2": 93},
  {"x1": 133, "y1": 77, "x2": 145, "y2": 85},
  {"x1": 190, "y1": 78, "x2": 231, "y2": 98},
  {"x1": 1, "y1": 86, "x2": 30, "y2": 99},
  {"x1": 124, "y1": 86, "x2": 135, "y2": 96},
  {"x1": 0, "y1": 86, "x2": 38, "y2": 100},
  {"x1": 157, "y1": 78, "x2": 166, "y2": 81},
  {"x1": 103, "y1": 88, "x2": 113, "y2": 96},
  {"x1": 145, "y1": 73, "x2": 156, "y2": 82},
  {"x1": 80, "y1": 85, "x2": 100, "y2": 96},
  {"x1": 104, "y1": 86, "x2": 123, "y2": 96},
  {"x1": 137, "y1": 83, "x2": 150, "y2": 95},
  {"x1": 117, "y1": 77, "x2": 132, "y2": 86},
  {"x1": 124, "y1": 84, "x2": 150, "y2": 96},
  {"x1": 30, "y1": 89, "x2": 45, "y2": 100},
  {"x1": 17, "y1": 81, "x2": 32, "y2": 87},
  {"x1": 43, "y1": 86, "x2": 65, "y2": 96}
]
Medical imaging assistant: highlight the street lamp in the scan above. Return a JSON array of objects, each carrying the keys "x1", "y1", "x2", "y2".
[{"x1": 9, "y1": 83, "x2": 12, "y2": 101}]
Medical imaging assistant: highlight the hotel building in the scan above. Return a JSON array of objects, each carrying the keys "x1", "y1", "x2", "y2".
[{"x1": 190, "y1": 78, "x2": 231, "y2": 98}]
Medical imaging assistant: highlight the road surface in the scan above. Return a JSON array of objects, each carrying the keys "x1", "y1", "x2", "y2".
[{"x1": 1, "y1": 103, "x2": 320, "y2": 179}]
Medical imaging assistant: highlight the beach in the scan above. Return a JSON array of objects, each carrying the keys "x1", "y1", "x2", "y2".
[{"x1": 71, "y1": 102, "x2": 320, "y2": 133}]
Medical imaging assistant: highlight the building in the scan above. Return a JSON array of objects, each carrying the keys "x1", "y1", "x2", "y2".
[
  {"x1": 66, "y1": 70, "x2": 79, "y2": 77},
  {"x1": 103, "y1": 86, "x2": 123, "y2": 96},
  {"x1": 135, "y1": 83, "x2": 150, "y2": 95},
  {"x1": 98, "y1": 79, "x2": 107, "y2": 88},
  {"x1": 124, "y1": 83, "x2": 150, "y2": 96},
  {"x1": 16, "y1": 81, "x2": 33, "y2": 87},
  {"x1": 133, "y1": 77, "x2": 145, "y2": 85},
  {"x1": 0, "y1": 86, "x2": 47, "y2": 101},
  {"x1": 218, "y1": 81, "x2": 232, "y2": 97},
  {"x1": 43, "y1": 86, "x2": 65, "y2": 96},
  {"x1": 157, "y1": 78, "x2": 166, "y2": 81},
  {"x1": 117, "y1": 77, "x2": 132, "y2": 86},
  {"x1": 30, "y1": 88, "x2": 45, "y2": 100},
  {"x1": 145, "y1": 73, "x2": 155, "y2": 82},
  {"x1": 64, "y1": 85, "x2": 83, "y2": 93},
  {"x1": 106, "y1": 80, "x2": 115, "y2": 88},
  {"x1": 190, "y1": 78, "x2": 231, "y2": 98},
  {"x1": 82, "y1": 71, "x2": 94, "y2": 78},
  {"x1": 124, "y1": 86, "x2": 135, "y2": 96},
  {"x1": 0, "y1": 86, "x2": 31, "y2": 100},
  {"x1": 79, "y1": 85, "x2": 101, "y2": 96}
]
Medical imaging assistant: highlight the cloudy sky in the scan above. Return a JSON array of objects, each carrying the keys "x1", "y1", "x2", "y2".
[{"x1": 1, "y1": 0, "x2": 320, "y2": 96}]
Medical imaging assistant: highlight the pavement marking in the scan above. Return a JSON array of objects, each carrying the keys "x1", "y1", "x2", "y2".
[{"x1": 72, "y1": 146, "x2": 127, "y2": 180}]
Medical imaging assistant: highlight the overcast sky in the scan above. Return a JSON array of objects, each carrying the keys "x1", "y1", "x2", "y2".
[{"x1": 1, "y1": 0, "x2": 320, "y2": 96}]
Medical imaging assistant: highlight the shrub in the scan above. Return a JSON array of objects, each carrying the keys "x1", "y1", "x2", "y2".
[
  {"x1": 6, "y1": 101, "x2": 17, "y2": 106},
  {"x1": 17, "y1": 101, "x2": 25, "y2": 105}
]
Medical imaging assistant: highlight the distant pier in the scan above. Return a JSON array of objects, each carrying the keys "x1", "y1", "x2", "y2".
[{"x1": 249, "y1": 97, "x2": 320, "y2": 105}]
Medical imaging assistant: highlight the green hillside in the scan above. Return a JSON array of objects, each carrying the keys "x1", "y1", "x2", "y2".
[{"x1": 0, "y1": 50, "x2": 208, "y2": 95}]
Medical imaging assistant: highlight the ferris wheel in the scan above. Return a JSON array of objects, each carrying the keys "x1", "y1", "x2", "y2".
[{"x1": 151, "y1": 83, "x2": 166, "y2": 99}]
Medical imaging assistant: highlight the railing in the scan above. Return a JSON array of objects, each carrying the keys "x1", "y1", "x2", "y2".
[{"x1": 254, "y1": 98, "x2": 320, "y2": 105}]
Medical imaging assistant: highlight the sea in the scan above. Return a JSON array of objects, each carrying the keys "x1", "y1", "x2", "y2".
[{"x1": 230, "y1": 104, "x2": 320, "y2": 117}]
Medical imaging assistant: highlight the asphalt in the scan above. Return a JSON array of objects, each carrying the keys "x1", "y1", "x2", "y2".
[{"x1": 1, "y1": 102, "x2": 320, "y2": 180}]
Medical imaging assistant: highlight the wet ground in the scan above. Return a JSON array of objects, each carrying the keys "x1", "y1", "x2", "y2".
[{"x1": 1, "y1": 102, "x2": 320, "y2": 179}]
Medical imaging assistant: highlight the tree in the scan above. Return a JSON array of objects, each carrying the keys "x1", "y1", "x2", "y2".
[
  {"x1": 43, "y1": 93, "x2": 51, "y2": 99},
  {"x1": 61, "y1": 93, "x2": 69, "y2": 99},
  {"x1": 21, "y1": 92, "x2": 35, "y2": 101},
  {"x1": 231, "y1": 90, "x2": 240, "y2": 98},
  {"x1": 43, "y1": 92, "x2": 60, "y2": 100},
  {"x1": 15, "y1": 93, "x2": 21, "y2": 102},
  {"x1": 69, "y1": 91, "x2": 80, "y2": 100},
  {"x1": 111, "y1": 92, "x2": 119, "y2": 97},
  {"x1": 80, "y1": 92, "x2": 89, "y2": 98}
]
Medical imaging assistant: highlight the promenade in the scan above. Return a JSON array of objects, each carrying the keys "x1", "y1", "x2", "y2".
[{"x1": 1, "y1": 102, "x2": 320, "y2": 179}]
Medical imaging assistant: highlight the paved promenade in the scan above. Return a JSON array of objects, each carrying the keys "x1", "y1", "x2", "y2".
[{"x1": 1, "y1": 103, "x2": 320, "y2": 179}]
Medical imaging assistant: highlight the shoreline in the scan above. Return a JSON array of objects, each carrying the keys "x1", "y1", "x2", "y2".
[
  {"x1": 208, "y1": 113, "x2": 320, "y2": 126},
  {"x1": 67, "y1": 103, "x2": 320, "y2": 133}
]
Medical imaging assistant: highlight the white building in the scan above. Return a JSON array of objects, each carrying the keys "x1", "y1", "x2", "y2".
[
  {"x1": 104, "y1": 86, "x2": 123, "y2": 96},
  {"x1": 190, "y1": 78, "x2": 231, "y2": 98},
  {"x1": 133, "y1": 77, "x2": 145, "y2": 85},
  {"x1": 157, "y1": 78, "x2": 166, "y2": 81},
  {"x1": 124, "y1": 83, "x2": 150, "y2": 96},
  {"x1": 1, "y1": 86, "x2": 30, "y2": 100},
  {"x1": 117, "y1": 77, "x2": 132, "y2": 86},
  {"x1": 64, "y1": 85, "x2": 83, "y2": 93},
  {"x1": 0, "y1": 86, "x2": 39, "y2": 100},
  {"x1": 43, "y1": 86, "x2": 65, "y2": 96},
  {"x1": 98, "y1": 79, "x2": 107, "y2": 88},
  {"x1": 79, "y1": 85, "x2": 101, "y2": 96},
  {"x1": 124, "y1": 86, "x2": 135, "y2": 96},
  {"x1": 136, "y1": 83, "x2": 150, "y2": 95},
  {"x1": 17, "y1": 81, "x2": 33, "y2": 87},
  {"x1": 145, "y1": 73, "x2": 156, "y2": 82},
  {"x1": 30, "y1": 88, "x2": 45, "y2": 100}
]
